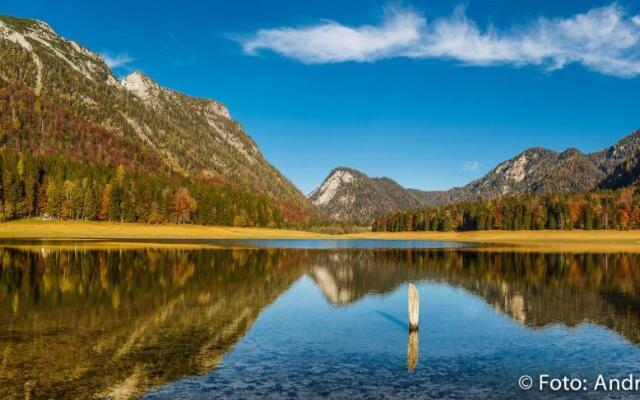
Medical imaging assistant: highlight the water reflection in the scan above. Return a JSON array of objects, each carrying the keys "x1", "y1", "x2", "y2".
[
  {"x1": 1, "y1": 246, "x2": 640, "y2": 398},
  {"x1": 407, "y1": 330, "x2": 419, "y2": 373},
  {"x1": 309, "y1": 250, "x2": 640, "y2": 343},
  {"x1": 0, "y1": 248, "x2": 307, "y2": 399}
]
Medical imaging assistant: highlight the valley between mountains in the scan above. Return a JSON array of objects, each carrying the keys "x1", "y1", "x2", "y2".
[
  {"x1": 1, "y1": 14, "x2": 640, "y2": 232},
  {"x1": 310, "y1": 133, "x2": 640, "y2": 223}
]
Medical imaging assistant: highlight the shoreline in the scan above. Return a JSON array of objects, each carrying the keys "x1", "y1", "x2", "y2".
[
  {"x1": 2, "y1": 219, "x2": 640, "y2": 252},
  {"x1": 0, "y1": 219, "x2": 332, "y2": 240}
]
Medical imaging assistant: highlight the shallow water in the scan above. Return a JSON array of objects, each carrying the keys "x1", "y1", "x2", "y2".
[
  {"x1": 0, "y1": 238, "x2": 468, "y2": 249},
  {"x1": 2, "y1": 242, "x2": 640, "y2": 399}
]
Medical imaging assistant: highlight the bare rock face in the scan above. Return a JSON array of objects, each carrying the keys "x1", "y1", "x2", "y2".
[
  {"x1": 121, "y1": 71, "x2": 156, "y2": 100},
  {"x1": 310, "y1": 169, "x2": 355, "y2": 207},
  {"x1": 120, "y1": 71, "x2": 231, "y2": 119}
]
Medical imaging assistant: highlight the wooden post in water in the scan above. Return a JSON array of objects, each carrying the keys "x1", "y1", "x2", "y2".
[{"x1": 408, "y1": 283, "x2": 419, "y2": 331}]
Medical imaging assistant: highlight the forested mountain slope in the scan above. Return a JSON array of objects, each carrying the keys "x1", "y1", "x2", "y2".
[
  {"x1": 0, "y1": 15, "x2": 315, "y2": 225},
  {"x1": 313, "y1": 131, "x2": 640, "y2": 222},
  {"x1": 373, "y1": 187, "x2": 640, "y2": 232},
  {"x1": 0, "y1": 79, "x2": 287, "y2": 225}
]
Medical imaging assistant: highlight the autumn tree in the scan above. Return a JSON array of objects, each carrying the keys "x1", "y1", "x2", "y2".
[{"x1": 171, "y1": 187, "x2": 197, "y2": 224}]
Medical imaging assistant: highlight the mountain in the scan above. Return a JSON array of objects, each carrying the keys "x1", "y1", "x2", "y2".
[
  {"x1": 438, "y1": 146, "x2": 606, "y2": 202},
  {"x1": 0, "y1": 15, "x2": 315, "y2": 225},
  {"x1": 312, "y1": 130, "x2": 640, "y2": 222},
  {"x1": 591, "y1": 131, "x2": 640, "y2": 189},
  {"x1": 439, "y1": 132, "x2": 640, "y2": 201},
  {"x1": 308, "y1": 167, "x2": 426, "y2": 223}
]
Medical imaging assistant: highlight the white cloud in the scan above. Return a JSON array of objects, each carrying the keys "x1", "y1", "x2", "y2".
[
  {"x1": 241, "y1": 7, "x2": 424, "y2": 63},
  {"x1": 239, "y1": 4, "x2": 640, "y2": 77},
  {"x1": 101, "y1": 52, "x2": 135, "y2": 69},
  {"x1": 462, "y1": 161, "x2": 481, "y2": 172}
]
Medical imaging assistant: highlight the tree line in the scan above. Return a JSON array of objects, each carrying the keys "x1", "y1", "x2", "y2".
[
  {"x1": 372, "y1": 188, "x2": 640, "y2": 232},
  {"x1": 0, "y1": 153, "x2": 284, "y2": 227}
]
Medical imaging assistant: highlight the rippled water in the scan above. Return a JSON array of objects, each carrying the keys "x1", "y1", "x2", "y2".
[{"x1": 2, "y1": 242, "x2": 640, "y2": 399}]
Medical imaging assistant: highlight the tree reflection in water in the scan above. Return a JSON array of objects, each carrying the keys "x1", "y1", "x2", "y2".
[{"x1": 1, "y1": 246, "x2": 640, "y2": 398}]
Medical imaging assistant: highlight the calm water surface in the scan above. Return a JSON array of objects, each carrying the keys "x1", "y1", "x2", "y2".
[{"x1": 2, "y1": 240, "x2": 640, "y2": 399}]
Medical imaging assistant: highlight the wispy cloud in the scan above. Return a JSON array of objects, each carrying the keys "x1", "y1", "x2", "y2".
[
  {"x1": 242, "y1": 6, "x2": 424, "y2": 63},
  {"x1": 462, "y1": 161, "x2": 481, "y2": 172},
  {"x1": 239, "y1": 4, "x2": 640, "y2": 77},
  {"x1": 101, "y1": 52, "x2": 135, "y2": 69}
]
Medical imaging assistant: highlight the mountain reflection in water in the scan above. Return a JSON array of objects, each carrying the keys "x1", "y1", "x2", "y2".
[{"x1": 1, "y1": 246, "x2": 640, "y2": 399}]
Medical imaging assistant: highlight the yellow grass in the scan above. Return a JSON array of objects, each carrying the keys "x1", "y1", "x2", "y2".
[
  {"x1": 347, "y1": 229, "x2": 640, "y2": 243},
  {"x1": 0, "y1": 219, "x2": 331, "y2": 240},
  {"x1": 347, "y1": 230, "x2": 640, "y2": 252},
  {"x1": 2, "y1": 219, "x2": 640, "y2": 252}
]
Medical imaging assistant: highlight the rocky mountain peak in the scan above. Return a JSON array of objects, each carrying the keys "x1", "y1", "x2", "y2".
[
  {"x1": 604, "y1": 130, "x2": 640, "y2": 158},
  {"x1": 119, "y1": 70, "x2": 230, "y2": 118},
  {"x1": 560, "y1": 147, "x2": 584, "y2": 159},
  {"x1": 309, "y1": 167, "x2": 428, "y2": 222},
  {"x1": 33, "y1": 19, "x2": 55, "y2": 33},
  {"x1": 309, "y1": 168, "x2": 358, "y2": 206},
  {"x1": 0, "y1": 15, "x2": 108, "y2": 93}
]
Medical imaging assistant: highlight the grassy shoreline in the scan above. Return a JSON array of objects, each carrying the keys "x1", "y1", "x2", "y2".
[
  {"x1": 0, "y1": 219, "x2": 332, "y2": 240},
  {"x1": 346, "y1": 230, "x2": 640, "y2": 252},
  {"x1": 2, "y1": 219, "x2": 640, "y2": 251}
]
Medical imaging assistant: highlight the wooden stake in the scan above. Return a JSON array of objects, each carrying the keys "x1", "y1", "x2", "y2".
[{"x1": 408, "y1": 283, "x2": 419, "y2": 331}]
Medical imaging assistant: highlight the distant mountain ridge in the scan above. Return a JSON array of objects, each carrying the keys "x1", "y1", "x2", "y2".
[
  {"x1": 309, "y1": 167, "x2": 425, "y2": 222},
  {"x1": 311, "y1": 130, "x2": 640, "y2": 222}
]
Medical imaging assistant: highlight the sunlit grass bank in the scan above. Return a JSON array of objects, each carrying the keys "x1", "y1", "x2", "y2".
[
  {"x1": 347, "y1": 230, "x2": 640, "y2": 252},
  {"x1": 0, "y1": 219, "x2": 331, "y2": 240},
  {"x1": 2, "y1": 220, "x2": 640, "y2": 252}
]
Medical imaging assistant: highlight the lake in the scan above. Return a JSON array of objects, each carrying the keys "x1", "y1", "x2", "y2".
[{"x1": 2, "y1": 241, "x2": 640, "y2": 399}]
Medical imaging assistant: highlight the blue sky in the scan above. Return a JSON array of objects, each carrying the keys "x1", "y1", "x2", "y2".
[{"x1": 3, "y1": 0, "x2": 640, "y2": 194}]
